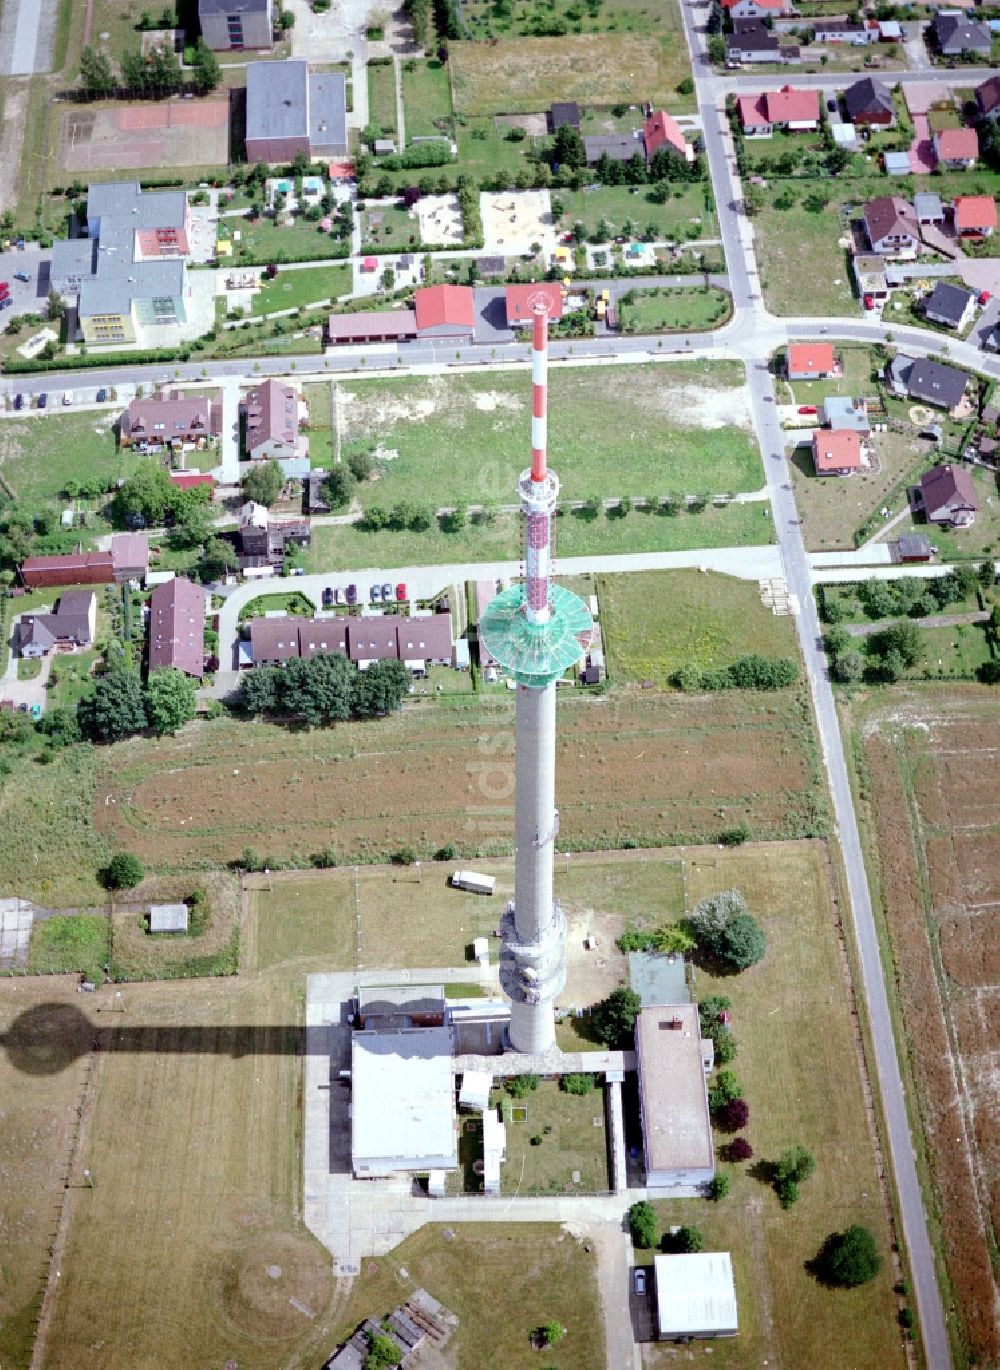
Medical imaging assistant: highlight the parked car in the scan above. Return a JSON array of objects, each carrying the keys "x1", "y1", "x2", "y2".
[
  {"x1": 634, "y1": 1268, "x2": 647, "y2": 1296},
  {"x1": 978, "y1": 290, "x2": 991, "y2": 307},
  {"x1": 798, "y1": 405, "x2": 817, "y2": 415},
  {"x1": 62, "y1": 391, "x2": 73, "y2": 406},
  {"x1": 370, "y1": 584, "x2": 382, "y2": 602},
  {"x1": 13, "y1": 270, "x2": 30, "y2": 282},
  {"x1": 826, "y1": 97, "x2": 837, "y2": 113},
  {"x1": 0, "y1": 295, "x2": 11, "y2": 311},
  {"x1": 13, "y1": 393, "x2": 23, "y2": 410},
  {"x1": 321, "y1": 587, "x2": 334, "y2": 608},
  {"x1": 346, "y1": 583, "x2": 358, "y2": 605},
  {"x1": 381, "y1": 581, "x2": 393, "y2": 601},
  {"x1": 36, "y1": 392, "x2": 47, "y2": 408},
  {"x1": 30, "y1": 703, "x2": 41, "y2": 720},
  {"x1": 96, "y1": 388, "x2": 107, "y2": 403},
  {"x1": 396, "y1": 582, "x2": 407, "y2": 601},
  {"x1": 333, "y1": 586, "x2": 342, "y2": 603}
]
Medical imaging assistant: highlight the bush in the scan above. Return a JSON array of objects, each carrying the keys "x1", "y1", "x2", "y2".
[
  {"x1": 629, "y1": 1200, "x2": 658, "y2": 1249},
  {"x1": 773, "y1": 1144, "x2": 816, "y2": 1207},
  {"x1": 708, "y1": 1069, "x2": 742, "y2": 1112},
  {"x1": 661, "y1": 1224, "x2": 703, "y2": 1254},
  {"x1": 715, "y1": 1097, "x2": 749, "y2": 1132},
  {"x1": 391, "y1": 846, "x2": 417, "y2": 865},
  {"x1": 708, "y1": 1171, "x2": 731, "y2": 1200},
  {"x1": 506, "y1": 1073, "x2": 539, "y2": 1098},
  {"x1": 813, "y1": 1225, "x2": 881, "y2": 1287},
  {"x1": 559, "y1": 1072, "x2": 595, "y2": 1095},
  {"x1": 726, "y1": 1136, "x2": 753, "y2": 1162},
  {"x1": 102, "y1": 852, "x2": 144, "y2": 890}
]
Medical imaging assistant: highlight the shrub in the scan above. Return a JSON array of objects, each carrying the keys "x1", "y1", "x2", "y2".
[
  {"x1": 708, "y1": 1171, "x2": 731, "y2": 1200},
  {"x1": 715, "y1": 1098, "x2": 749, "y2": 1132},
  {"x1": 629, "y1": 1200, "x2": 658, "y2": 1249},
  {"x1": 560, "y1": 1073, "x2": 596, "y2": 1095},
  {"x1": 726, "y1": 1136, "x2": 753, "y2": 1162},
  {"x1": 708, "y1": 1069, "x2": 742, "y2": 1112},
  {"x1": 661, "y1": 1224, "x2": 703, "y2": 1254},
  {"x1": 391, "y1": 846, "x2": 417, "y2": 865},
  {"x1": 102, "y1": 852, "x2": 144, "y2": 890},
  {"x1": 813, "y1": 1225, "x2": 881, "y2": 1287},
  {"x1": 506, "y1": 1073, "x2": 539, "y2": 1098}
]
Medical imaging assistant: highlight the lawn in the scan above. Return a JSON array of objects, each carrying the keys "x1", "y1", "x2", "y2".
[
  {"x1": 400, "y1": 57, "x2": 453, "y2": 140},
  {"x1": 228, "y1": 213, "x2": 349, "y2": 265},
  {"x1": 891, "y1": 464, "x2": 1000, "y2": 561},
  {"x1": 238, "y1": 590, "x2": 317, "y2": 624},
  {"x1": 789, "y1": 427, "x2": 936, "y2": 552},
  {"x1": 47, "y1": 648, "x2": 101, "y2": 713},
  {"x1": 896, "y1": 620, "x2": 993, "y2": 680},
  {"x1": 333, "y1": 362, "x2": 762, "y2": 512},
  {"x1": 303, "y1": 380, "x2": 334, "y2": 467},
  {"x1": 0, "y1": 410, "x2": 139, "y2": 515},
  {"x1": 108, "y1": 871, "x2": 241, "y2": 981},
  {"x1": 555, "y1": 182, "x2": 716, "y2": 242},
  {"x1": 367, "y1": 60, "x2": 398, "y2": 141},
  {"x1": 599, "y1": 569, "x2": 799, "y2": 684},
  {"x1": 253, "y1": 264, "x2": 351, "y2": 316},
  {"x1": 755, "y1": 200, "x2": 857, "y2": 317},
  {"x1": 360, "y1": 202, "x2": 422, "y2": 251},
  {"x1": 458, "y1": 0, "x2": 685, "y2": 48},
  {"x1": 640, "y1": 840, "x2": 904, "y2": 1370},
  {"x1": 491, "y1": 1079, "x2": 610, "y2": 1193},
  {"x1": 450, "y1": 30, "x2": 691, "y2": 116},
  {"x1": 618, "y1": 286, "x2": 731, "y2": 333},
  {"x1": 307, "y1": 499, "x2": 775, "y2": 571},
  {"x1": 778, "y1": 344, "x2": 875, "y2": 407},
  {"x1": 26, "y1": 912, "x2": 109, "y2": 981}
]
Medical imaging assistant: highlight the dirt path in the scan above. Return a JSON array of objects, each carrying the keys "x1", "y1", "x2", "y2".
[
  {"x1": 846, "y1": 610, "x2": 990, "y2": 637},
  {"x1": 0, "y1": 80, "x2": 29, "y2": 215}
]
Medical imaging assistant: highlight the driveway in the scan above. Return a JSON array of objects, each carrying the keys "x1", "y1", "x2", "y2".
[
  {"x1": 0, "y1": 630, "x2": 52, "y2": 711},
  {"x1": 909, "y1": 114, "x2": 936, "y2": 174}
]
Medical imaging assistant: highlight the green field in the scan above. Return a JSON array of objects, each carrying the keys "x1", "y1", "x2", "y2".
[
  {"x1": 0, "y1": 411, "x2": 139, "y2": 514},
  {"x1": 599, "y1": 569, "x2": 798, "y2": 684},
  {"x1": 400, "y1": 58, "x2": 453, "y2": 139},
  {"x1": 619, "y1": 286, "x2": 731, "y2": 332},
  {"x1": 492, "y1": 1080, "x2": 610, "y2": 1193},
  {"x1": 253, "y1": 264, "x2": 351, "y2": 316},
  {"x1": 27, "y1": 912, "x2": 109, "y2": 979},
  {"x1": 755, "y1": 200, "x2": 857, "y2": 317},
  {"x1": 367, "y1": 61, "x2": 398, "y2": 140},
  {"x1": 226, "y1": 214, "x2": 349, "y2": 265},
  {"x1": 557, "y1": 183, "x2": 716, "y2": 242},
  {"x1": 334, "y1": 363, "x2": 761, "y2": 511},
  {"x1": 307, "y1": 500, "x2": 775, "y2": 571}
]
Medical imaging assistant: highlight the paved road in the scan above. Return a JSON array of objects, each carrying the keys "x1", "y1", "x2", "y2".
[{"x1": 678, "y1": 0, "x2": 955, "y2": 1363}]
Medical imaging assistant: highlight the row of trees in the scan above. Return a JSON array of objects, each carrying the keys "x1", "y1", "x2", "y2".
[
  {"x1": 81, "y1": 664, "x2": 198, "y2": 742},
  {"x1": 79, "y1": 40, "x2": 221, "y2": 99},
  {"x1": 239, "y1": 654, "x2": 409, "y2": 727},
  {"x1": 671, "y1": 653, "x2": 799, "y2": 693}
]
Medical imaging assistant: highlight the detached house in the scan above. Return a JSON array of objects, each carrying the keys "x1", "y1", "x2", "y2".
[
  {"x1": 933, "y1": 127, "x2": 978, "y2": 169},
  {"x1": 862, "y1": 196, "x2": 919, "y2": 256},
  {"x1": 19, "y1": 592, "x2": 96, "y2": 660},
  {"x1": 787, "y1": 343, "x2": 835, "y2": 380},
  {"x1": 643, "y1": 110, "x2": 695, "y2": 164},
  {"x1": 975, "y1": 75, "x2": 1000, "y2": 122},
  {"x1": 722, "y1": 0, "x2": 787, "y2": 20},
  {"x1": 952, "y1": 195, "x2": 997, "y2": 240},
  {"x1": 736, "y1": 86, "x2": 820, "y2": 137},
  {"x1": 120, "y1": 391, "x2": 220, "y2": 450},
  {"x1": 906, "y1": 357, "x2": 970, "y2": 414},
  {"x1": 932, "y1": 12, "x2": 991, "y2": 57},
  {"x1": 843, "y1": 76, "x2": 894, "y2": 127},
  {"x1": 812, "y1": 429, "x2": 863, "y2": 477},
  {"x1": 923, "y1": 280, "x2": 976, "y2": 331},
  {"x1": 148, "y1": 577, "x2": 206, "y2": 678},
  {"x1": 244, "y1": 379, "x2": 308, "y2": 461},
  {"x1": 912, "y1": 465, "x2": 978, "y2": 528}
]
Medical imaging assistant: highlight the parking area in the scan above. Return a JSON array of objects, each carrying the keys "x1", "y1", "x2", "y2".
[{"x1": 0, "y1": 245, "x2": 50, "y2": 313}]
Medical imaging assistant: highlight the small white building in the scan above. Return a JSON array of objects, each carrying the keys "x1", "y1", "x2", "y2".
[
  {"x1": 654, "y1": 1252, "x2": 738, "y2": 1340},
  {"x1": 482, "y1": 1106, "x2": 507, "y2": 1196},
  {"x1": 635, "y1": 1004, "x2": 715, "y2": 1188},
  {"x1": 458, "y1": 1069, "x2": 493, "y2": 1112},
  {"x1": 351, "y1": 1026, "x2": 458, "y2": 1177},
  {"x1": 148, "y1": 902, "x2": 189, "y2": 933}
]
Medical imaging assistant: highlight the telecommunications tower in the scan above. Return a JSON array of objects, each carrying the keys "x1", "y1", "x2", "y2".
[{"x1": 479, "y1": 300, "x2": 593, "y2": 1054}]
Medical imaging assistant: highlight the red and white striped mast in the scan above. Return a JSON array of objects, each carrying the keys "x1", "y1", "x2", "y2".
[{"x1": 522, "y1": 301, "x2": 556, "y2": 625}]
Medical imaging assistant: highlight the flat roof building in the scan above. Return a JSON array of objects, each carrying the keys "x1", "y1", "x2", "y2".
[
  {"x1": 245, "y1": 60, "x2": 347, "y2": 162},
  {"x1": 351, "y1": 1026, "x2": 458, "y2": 1177},
  {"x1": 149, "y1": 902, "x2": 189, "y2": 933},
  {"x1": 635, "y1": 1004, "x2": 714, "y2": 1188},
  {"x1": 653, "y1": 1252, "x2": 738, "y2": 1340}
]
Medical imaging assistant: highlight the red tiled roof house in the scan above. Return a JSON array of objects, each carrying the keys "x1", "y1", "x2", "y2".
[
  {"x1": 952, "y1": 195, "x2": 996, "y2": 239},
  {"x1": 643, "y1": 110, "x2": 694, "y2": 164},
  {"x1": 787, "y1": 343, "x2": 836, "y2": 380},
  {"x1": 413, "y1": 285, "x2": 475, "y2": 340},
  {"x1": 148, "y1": 576, "x2": 206, "y2": 678},
  {"x1": 812, "y1": 429, "x2": 863, "y2": 476}
]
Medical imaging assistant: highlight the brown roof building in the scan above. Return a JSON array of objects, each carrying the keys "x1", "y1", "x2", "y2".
[
  {"x1": 249, "y1": 615, "x2": 350, "y2": 665},
  {"x1": 148, "y1": 576, "x2": 206, "y2": 678},
  {"x1": 862, "y1": 196, "x2": 919, "y2": 255},
  {"x1": 915, "y1": 464, "x2": 978, "y2": 528},
  {"x1": 244, "y1": 379, "x2": 304, "y2": 461},
  {"x1": 346, "y1": 618, "x2": 399, "y2": 665},
  {"x1": 119, "y1": 391, "x2": 220, "y2": 448},
  {"x1": 20, "y1": 551, "x2": 114, "y2": 590},
  {"x1": 111, "y1": 532, "x2": 150, "y2": 583},
  {"x1": 326, "y1": 310, "x2": 418, "y2": 345},
  {"x1": 396, "y1": 613, "x2": 454, "y2": 667},
  {"x1": 19, "y1": 591, "x2": 97, "y2": 659}
]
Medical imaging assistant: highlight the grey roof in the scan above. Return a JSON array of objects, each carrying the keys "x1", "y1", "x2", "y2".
[
  {"x1": 199, "y1": 0, "x2": 269, "y2": 12},
  {"x1": 309, "y1": 71, "x2": 348, "y2": 151},
  {"x1": 924, "y1": 280, "x2": 975, "y2": 326},
  {"x1": 934, "y1": 12, "x2": 991, "y2": 50},
  {"x1": 246, "y1": 59, "x2": 310, "y2": 142},
  {"x1": 79, "y1": 258, "x2": 185, "y2": 319},
  {"x1": 887, "y1": 352, "x2": 915, "y2": 388},
  {"x1": 898, "y1": 534, "x2": 932, "y2": 558},
  {"x1": 87, "y1": 181, "x2": 186, "y2": 230},
  {"x1": 149, "y1": 902, "x2": 189, "y2": 932},
  {"x1": 727, "y1": 27, "x2": 778, "y2": 51},
  {"x1": 914, "y1": 191, "x2": 944, "y2": 220},
  {"x1": 50, "y1": 237, "x2": 97, "y2": 282},
  {"x1": 584, "y1": 134, "x2": 641, "y2": 163},
  {"x1": 907, "y1": 357, "x2": 969, "y2": 409},
  {"x1": 844, "y1": 76, "x2": 893, "y2": 121},
  {"x1": 19, "y1": 617, "x2": 56, "y2": 651},
  {"x1": 550, "y1": 102, "x2": 580, "y2": 128}
]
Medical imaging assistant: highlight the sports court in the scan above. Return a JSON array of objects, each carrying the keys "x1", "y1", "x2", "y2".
[{"x1": 59, "y1": 98, "x2": 230, "y2": 174}]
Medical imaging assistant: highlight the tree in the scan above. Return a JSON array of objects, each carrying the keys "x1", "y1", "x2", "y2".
[
  {"x1": 280, "y1": 652, "x2": 355, "y2": 726},
  {"x1": 814, "y1": 1225, "x2": 881, "y2": 1287},
  {"x1": 689, "y1": 889, "x2": 766, "y2": 971},
  {"x1": 81, "y1": 665, "x2": 147, "y2": 742},
  {"x1": 592, "y1": 987, "x2": 642, "y2": 1048},
  {"x1": 832, "y1": 649, "x2": 865, "y2": 684},
  {"x1": 103, "y1": 851, "x2": 145, "y2": 890},
  {"x1": 147, "y1": 42, "x2": 182, "y2": 95},
  {"x1": 559, "y1": 1072, "x2": 595, "y2": 1095},
  {"x1": 80, "y1": 44, "x2": 116, "y2": 98},
  {"x1": 707, "y1": 33, "x2": 727, "y2": 63},
  {"x1": 323, "y1": 466, "x2": 355, "y2": 510},
  {"x1": 190, "y1": 38, "x2": 221, "y2": 94},
  {"x1": 552, "y1": 125, "x2": 585, "y2": 170},
  {"x1": 715, "y1": 1097, "x2": 749, "y2": 1132},
  {"x1": 47, "y1": 287, "x2": 66, "y2": 321},
  {"x1": 145, "y1": 667, "x2": 197, "y2": 735},
  {"x1": 198, "y1": 536, "x2": 237, "y2": 583},
  {"x1": 113, "y1": 463, "x2": 176, "y2": 528},
  {"x1": 36, "y1": 705, "x2": 81, "y2": 749},
  {"x1": 363, "y1": 1332, "x2": 402, "y2": 1369},
  {"x1": 351, "y1": 659, "x2": 409, "y2": 718},
  {"x1": 774, "y1": 1144, "x2": 816, "y2": 1208},
  {"x1": 878, "y1": 620, "x2": 922, "y2": 669},
  {"x1": 629, "y1": 1200, "x2": 658, "y2": 1249},
  {"x1": 168, "y1": 499, "x2": 216, "y2": 551},
  {"x1": 726, "y1": 1136, "x2": 753, "y2": 1162},
  {"x1": 240, "y1": 665, "x2": 281, "y2": 715},
  {"x1": 242, "y1": 459, "x2": 283, "y2": 507},
  {"x1": 662, "y1": 1224, "x2": 703, "y2": 1254},
  {"x1": 539, "y1": 1321, "x2": 564, "y2": 1346},
  {"x1": 708, "y1": 1170, "x2": 731, "y2": 1200},
  {"x1": 721, "y1": 911, "x2": 767, "y2": 970}
]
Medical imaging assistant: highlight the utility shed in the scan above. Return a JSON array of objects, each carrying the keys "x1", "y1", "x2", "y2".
[
  {"x1": 653, "y1": 1252, "x2": 738, "y2": 1340},
  {"x1": 149, "y1": 902, "x2": 189, "y2": 933},
  {"x1": 458, "y1": 1069, "x2": 492, "y2": 1112},
  {"x1": 351, "y1": 1026, "x2": 458, "y2": 1177},
  {"x1": 635, "y1": 1004, "x2": 714, "y2": 1188}
]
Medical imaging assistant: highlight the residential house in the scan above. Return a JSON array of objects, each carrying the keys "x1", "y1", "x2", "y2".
[
  {"x1": 923, "y1": 280, "x2": 976, "y2": 330},
  {"x1": 913, "y1": 464, "x2": 978, "y2": 528},
  {"x1": 885, "y1": 352, "x2": 915, "y2": 397},
  {"x1": 952, "y1": 195, "x2": 997, "y2": 239},
  {"x1": 249, "y1": 615, "x2": 348, "y2": 665},
  {"x1": 583, "y1": 133, "x2": 642, "y2": 165},
  {"x1": 245, "y1": 60, "x2": 347, "y2": 162},
  {"x1": 120, "y1": 391, "x2": 220, "y2": 449},
  {"x1": 244, "y1": 379, "x2": 307, "y2": 461},
  {"x1": 823, "y1": 395, "x2": 870, "y2": 433},
  {"x1": 19, "y1": 551, "x2": 114, "y2": 589},
  {"x1": 933, "y1": 127, "x2": 978, "y2": 169},
  {"x1": 50, "y1": 181, "x2": 190, "y2": 346},
  {"x1": 326, "y1": 309, "x2": 418, "y2": 345},
  {"x1": 396, "y1": 614, "x2": 455, "y2": 673},
  {"x1": 736, "y1": 86, "x2": 820, "y2": 137},
  {"x1": 844, "y1": 76, "x2": 895, "y2": 126},
  {"x1": 906, "y1": 357, "x2": 969, "y2": 413},
  {"x1": 643, "y1": 109, "x2": 694, "y2": 164},
  {"x1": 505, "y1": 282, "x2": 564, "y2": 327},
  {"x1": 148, "y1": 576, "x2": 206, "y2": 678},
  {"x1": 811, "y1": 17, "x2": 870, "y2": 44},
  {"x1": 110, "y1": 532, "x2": 150, "y2": 584},
  {"x1": 725, "y1": 22, "x2": 780, "y2": 62},
  {"x1": 170, "y1": 471, "x2": 215, "y2": 493},
  {"x1": 914, "y1": 191, "x2": 945, "y2": 225},
  {"x1": 198, "y1": 0, "x2": 273, "y2": 50},
  {"x1": 812, "y1": 429, "x2": 863, "y2": 476},
  {"x1": 18, "y1": 591, "x2": 96, "y2": 659},
  {"x1": 975, "y1": 75, "x2": 1000, "y2": 121},
  {"x1": 853, "y1": 253, "x2": 890, "y2": 308},
  {"x1": 721, "y1": 0, "x2": 787, "y2": 19},
  {"x1": 413, "y1": 285, "x2": 476, "y2": 340},
  {"x1": 549, "y1": 102, "x2": 580, "y2": 131},
  {"x1": 346, "y1": 619, "x2": 399, "y2": 668},
  {"x1": 932, "y1": 12, "x2": 991, "y2": 57},
  {"x1": 306, "y1": 470, "x2": 331, "y2": 514},
  {"x1": 236, "y1": 502, "x2": 311, "y2": 568},
  {"x1": 862, "y1": 196, "x2": 919, "y2": 256},
  {"x1": 787, "y1": 342, "x2": 835, "y2": 380}
]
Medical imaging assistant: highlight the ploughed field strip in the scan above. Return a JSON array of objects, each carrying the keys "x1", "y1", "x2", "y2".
[{"x1": 94, "y1": 690, "x2": 826, "y2": 869}]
